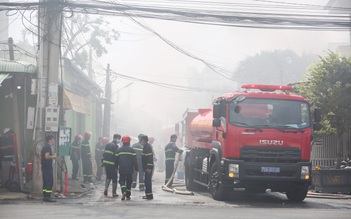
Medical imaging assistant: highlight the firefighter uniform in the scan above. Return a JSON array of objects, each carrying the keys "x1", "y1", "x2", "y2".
[
  {"x1": 164, "y1": 141, "x2": 181, "y2": 186},
  {"x1": 70, "y1": 139, "x2": 81, "y2": 180},
  {"x1": 116, "y1": 136, "x2": 138, "y2": 200},
  {"x1": 81, "y1": 138, "x2": 93, "y2": 183},
  {"x1": 141, "y1": 136, "x2": 154, "y2": 199},
  {"x1": 132, "y1": 142, "x2": 144, "y2": 190},
  {"x1": 41, "y1": 143, "x2": 54, "y2": 200},
  {"x1": 102, "y1": 140, "x2": 119, "y2": 197}
]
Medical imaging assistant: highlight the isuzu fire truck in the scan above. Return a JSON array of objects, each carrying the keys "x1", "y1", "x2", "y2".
[{"x1": 179, "y1": 84, "x2": 321, "y2": 201}]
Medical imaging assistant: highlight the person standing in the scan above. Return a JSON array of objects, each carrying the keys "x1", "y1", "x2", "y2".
[
  {"x1": 132, "y1": 134, "x2": 145, "y2": 190},
  {"x1": 81, "y1": 132, "x2": 93, "y2": 183},
  {"x1": 115, "y1": 136, "x2": 138, "y2": 201},
  {"x1": 141, "y1": 135, "x2": 154, "y2": 200},
  {"x1": 164, "y1": 134, "x2": 183, "y2": 187},
  {"x1": 95, "y1": 137, "x2": 108, "y2": 181},
  {"x1": 102, "y1": 134, "x2": 121, "y2": 197},
  {"x1": 41, "y1": 135, "x2": 57, "y2": 202},
  {"x1": 70, "y1": 134, "x2": 82, "y2": 180}
]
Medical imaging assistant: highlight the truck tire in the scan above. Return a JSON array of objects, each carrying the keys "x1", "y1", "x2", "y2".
[
  {"x1": 286, "y1": 186, "x2": 308, "y2": 202},
  {"x1": 209, "y1": 162, "x2": 230, "y2": 200},
  {"x1": 185, "y1": 158, "x2": 199, "y2": 191}
]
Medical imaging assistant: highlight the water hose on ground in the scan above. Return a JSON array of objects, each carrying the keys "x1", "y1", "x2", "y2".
[{"x1": 162, "y1": 153, "x2": 194, "y2": 195}]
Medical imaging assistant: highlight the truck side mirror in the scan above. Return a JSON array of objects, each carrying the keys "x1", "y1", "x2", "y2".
[
  {"x1": 213, "y1": 104, "x2": 221, "y2": 119},
  {"x1": 213, "y1": 100, "x2": 226, "y2": 119},
  {"x1": 212, "y1": 118, "x2": 221, "y2": 127},
  {"x1": 314, "y1": 108, "x2": 321, "y2": 123}
]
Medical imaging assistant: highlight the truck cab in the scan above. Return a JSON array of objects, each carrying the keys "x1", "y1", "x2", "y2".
[{"x1": 183, "y1": 84, "x2": 321, "y2": 201}]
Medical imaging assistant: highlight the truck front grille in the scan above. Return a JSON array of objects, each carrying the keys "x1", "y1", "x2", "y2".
[{"x1": 240, "y1": 146, "x2": 301, "y2": 163}]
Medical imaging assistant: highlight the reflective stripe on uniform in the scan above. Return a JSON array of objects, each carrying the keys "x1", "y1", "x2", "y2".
[
  {"x1": 43, "y1": 189, "x2": 52, "y2": 193},
  {"x1": 116, "y1": 152, "x2": 136, "y2": 156},
  {"x1": 133, "y1": 148, "x2": 143, "y2": 151},
  {"x1": 142, "y1": 153, "x2": 152, "y2": 156},
  {"x1": 81, "y1": 144, "x2": 90, "y2": 147},
  {"x1": 165, "y1": 149, "x2": 173, "y2": 152},
  {"x1": 166, "y1": 158, "x2": 175, "y2": 161},
  {"x1": 103, "y1": 160, "x2": 114, "y2": 165},
  {"x1": 147, "y1": 163, "x2": 153, "y2": 166},
  {"x1": 105, "y1": 150, "x2": 114, "y2": 155}
]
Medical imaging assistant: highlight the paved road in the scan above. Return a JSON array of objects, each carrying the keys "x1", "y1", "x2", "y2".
[{"x1": 1, "y1": 172, "x2": 351, "y2": 218}]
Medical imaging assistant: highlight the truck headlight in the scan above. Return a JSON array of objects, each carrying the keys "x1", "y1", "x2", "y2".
[
  {"x1": 228, "y1": 163, "x2": 239, "y2": 178},
  {"x1": 301, "y1": 166, "x2": 310, "y2": 180}
]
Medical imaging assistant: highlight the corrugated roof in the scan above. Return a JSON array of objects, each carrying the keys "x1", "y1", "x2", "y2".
[{"x1": 0, "y1": 59, "x2": 36, "y2": 74}]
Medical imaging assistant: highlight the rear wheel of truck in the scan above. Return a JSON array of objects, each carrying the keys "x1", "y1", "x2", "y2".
[
  {"x1": 286, "y1": 186, "x2": 308, "y2": 202},
  {"x1": 209, "y1": 162, "x2": 230, "y2": 200},
  {"x1": 185, "y1": 158, "x2": 200, "y2": 191}
]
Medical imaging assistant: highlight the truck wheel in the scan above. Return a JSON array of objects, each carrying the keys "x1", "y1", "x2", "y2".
[
  {"x1": 209, "y1": 162, "x2": 230, "y2": 200},
  {"x1": 286, "y1": 186, "x2": 308, "y2": 202},
  {"x1": 185, "y1": 158, "x2": 199, "y2": 191}
]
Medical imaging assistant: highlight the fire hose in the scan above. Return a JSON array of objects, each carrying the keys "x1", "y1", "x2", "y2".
[{"x1": 162, "y1": 152, "x2": 194, "y2": 195}]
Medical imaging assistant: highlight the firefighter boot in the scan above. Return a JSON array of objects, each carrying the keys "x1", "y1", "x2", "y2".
[{"x1": 112, "y1": 183, "x2": 118, "y2": 197}]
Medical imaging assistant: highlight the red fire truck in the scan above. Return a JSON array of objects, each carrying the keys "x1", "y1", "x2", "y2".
[{"x1": 179, "y1": 84, "x2": 321, "y2": 201}]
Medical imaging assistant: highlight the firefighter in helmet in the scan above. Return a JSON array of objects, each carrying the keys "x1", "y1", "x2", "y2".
[
  {"x1": 164, "y1": 134, "x2": 183, "y2": 187},
  {"x1": 81, "y1": 131, "x2": 93, "y2": 183},
  {"x1": 70, "y1": 134, "x2": 82, "y2": 180},
  {"x1": 95, "y1": 137, "x2": 108, "y2": 181},
  {"x1": 141, "y1": 135, "x2": 154, "y2": 200},
  {"x1": 116, "y1": 136, "x2": 138, "y2": 201},
  {"x1": 132, "y1": 134, "x2": 145, "y2": 190}
]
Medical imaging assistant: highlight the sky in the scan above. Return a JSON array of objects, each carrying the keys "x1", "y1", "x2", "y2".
[{"x1": 5, "y1": 0, "x2": 351, "y2": 139}]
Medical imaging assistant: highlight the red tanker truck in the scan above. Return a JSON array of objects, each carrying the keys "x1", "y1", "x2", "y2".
[{"x1": 179, "y1": 84, "x2": 321, "y2": 201}]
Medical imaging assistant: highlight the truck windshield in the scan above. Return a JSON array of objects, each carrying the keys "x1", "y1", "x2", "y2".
[{"x1": 229, "y1": 98, "x2": 310, "y2": 129}]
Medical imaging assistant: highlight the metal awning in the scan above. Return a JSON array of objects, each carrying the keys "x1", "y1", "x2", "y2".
[
  {"x1": 0, "y1": 59, "x2": 36, "y2": 74},
  {"x1": 63, "y1": 89, "x2": 91, "y2": 115},
  {"x1": 0, "y1": 73, "x2": 9, "y2": 85}
]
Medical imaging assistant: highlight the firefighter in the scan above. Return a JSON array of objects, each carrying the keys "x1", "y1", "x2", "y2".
[
  {"x1": 132, "y1": 134, "x2": 145, "y2": 190},
  {"x1": 70, "y1": 134, "x2": 82, "y2": 180},
  {"x1": 115, "y1": 136, "x2": 138, "y2": 201},
  {"x1": 95, "y1": 137, "x2": 108, "y2": 181},
  {"x1": 164, "y1": 134, "x2": 183, "y2": 187},
  {"x1": 81, "y1": 132, "x2": 93, "y2": 183},
  {"x1": 102, "y1": 134, "x2": 121, "y2": 197},
  {"x1": 141, "y1": 135, "x2": 154, "y2": 200},
  {"x1": 41, "y1": 134, "x2": 57, "y2": 202}
]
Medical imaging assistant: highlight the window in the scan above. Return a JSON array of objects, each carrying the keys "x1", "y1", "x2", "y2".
[{"x1": 229, "y1": 98, "x2": 310, "y2": 129}]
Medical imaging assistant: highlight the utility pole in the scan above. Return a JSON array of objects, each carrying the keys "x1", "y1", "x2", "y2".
[
  {"x1": 103, "y1": 64, "x2": 111, "y2": 138},
  {"x1": 32, "y1": 0, "x2": 63, "y2": 193}
]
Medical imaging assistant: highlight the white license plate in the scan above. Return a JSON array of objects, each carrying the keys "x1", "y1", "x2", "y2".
[{"x1": 261, "y1": 167, "x2": 280, "y2": 173}]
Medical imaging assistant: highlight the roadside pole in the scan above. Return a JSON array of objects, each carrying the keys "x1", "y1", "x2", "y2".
[
  {"x1": 103, "y1": 64, "x2": 111, "y2": 138},
  {"x1": 32, "y1": 0, "x2": 63, "y2": 193}
]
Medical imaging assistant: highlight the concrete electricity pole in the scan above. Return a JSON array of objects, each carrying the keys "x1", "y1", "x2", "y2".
[
  {"x1": 32, "y1": 0, "x2": 63, "y2": 193},
  {"x1": 103, "y1": 64, "x2": 111, "y2": 138}
]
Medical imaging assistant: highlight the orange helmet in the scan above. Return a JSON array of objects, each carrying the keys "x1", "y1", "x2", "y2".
[
  {"x1": 84, "y1": 132, "x2": 92, "y2": 138},
  {"x1": 121, "y1": 136, "x2": 131, "y2": 143},
  {"x1": 75, "y1": 134, "x2": 83, "y2": 141},
  {"x1": 102, "y1": 137, "x2": 109, "y2": 143}
]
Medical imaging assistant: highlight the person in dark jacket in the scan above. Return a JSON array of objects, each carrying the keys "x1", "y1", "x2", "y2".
[
  {"x1": 131, "y1": 134, "x2": 145, "y2": 190},
  {"x1": 115, "y1": 136, "x2": 138, "y2": 201},
  {"x1": 141, "y1": 135, "x2": 154, "y2": 200},
  {"x1": 164, "y1": 134, "x2": 183, "y2": 187},
  {"x1": 41, "y1": 134, "x2": 57, "y2": 202},
  {"x1": 102, "y1": 134, "x2": 121, "y2": 197},
  {"x1": 81, "y1": 132, "x2": 93, "y2": 183},
  {"x1": 95, "y1": 137, "x2": 108, "y2": 181},
  {"x1": 70, "y1": 134, "x2": 82, "y2": 180}
]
